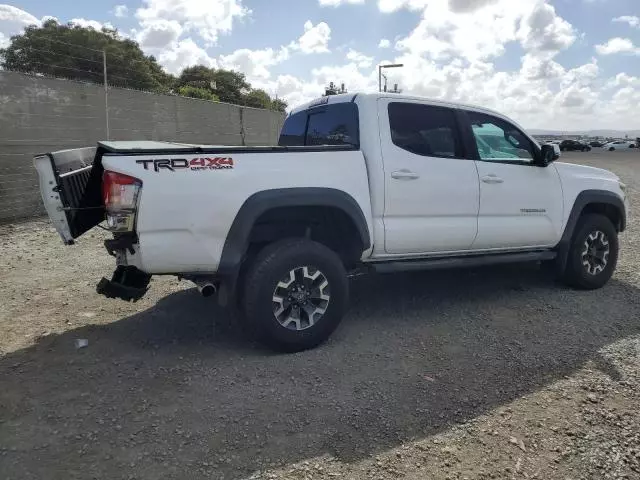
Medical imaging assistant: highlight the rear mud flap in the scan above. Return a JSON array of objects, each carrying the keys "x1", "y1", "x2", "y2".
[{"x1": 96, "y1": 266, "x2": 151, "y2": 302}]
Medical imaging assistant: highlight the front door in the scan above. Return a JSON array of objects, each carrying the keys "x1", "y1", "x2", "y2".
[
  {"x1": 464, "y1": 110, "x2": 564, "y2": 250},
  {"x1": 380, "y1": 100, "x2": 480, "y2": 254}
]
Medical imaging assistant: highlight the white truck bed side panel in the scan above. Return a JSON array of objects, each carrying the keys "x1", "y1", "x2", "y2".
[{"x1": 101, "y1": 151, "x2": 373, "y2": 273}]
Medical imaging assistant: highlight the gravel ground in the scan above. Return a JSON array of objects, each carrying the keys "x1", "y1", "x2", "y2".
[{"x1": 1, "y1": 150, "x2": 640, "y2": 480}]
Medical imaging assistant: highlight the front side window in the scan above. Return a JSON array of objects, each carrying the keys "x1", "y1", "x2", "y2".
[
  {"x1": 388, "y1": 102, "x2": 463, "y2": 159},
  {"x1": 467, "y1": 111, "x2": 536, "y2": 163}
]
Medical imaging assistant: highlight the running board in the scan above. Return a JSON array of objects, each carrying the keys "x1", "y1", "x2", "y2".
[{"x1": 370, "y1": 251, "x2": 557, "y2": 274}]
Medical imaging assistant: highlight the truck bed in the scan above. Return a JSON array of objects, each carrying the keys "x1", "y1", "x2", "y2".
[{"x1": 34, "y1": 142, "x2": 372, "y2": 274}]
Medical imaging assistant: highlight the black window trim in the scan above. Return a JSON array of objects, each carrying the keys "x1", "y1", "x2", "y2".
[
  {"x1": 458, "y1": 109, "x2": 542, "y2": 167},
  {"x1": 387, "y1": 101, "x2": 470, "y2": 161}
]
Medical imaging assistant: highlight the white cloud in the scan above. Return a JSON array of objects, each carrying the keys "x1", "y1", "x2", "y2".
[
  {"x1": 394, "y1": 0, "x2": 575, "y2": 62},
  {"x1": 113, "y1": 5, "x2": 129, "y2": 18},
  {"x1": 69, "y1": 18, "x2": 114, "y2": 31},
  {"x1": 613, "y1": 15, "x2": 640, "y2": 28},
  {"x1": 136, "y1": 19, "x2": 183, "y2": 49},
  {"x1": 606, "y1": 73, "x2": 640, "y2": 89},
  {"x1": 291, "y1": 20, "x2": 331, "y2": 54},
  {"x1": 135, "y1": 0, "x2": 249, "y2": 45},
  {"x1": 516, "y1": 2, "x2": 576, "y2": 54},
  {"x1": 346, "y1": 49, "x2": 373, "y2": 68},
  {"x1": 595, "y1": 37, "x2": 640, "y2": 55},
  {"x1": 228, "y1": 21, "x2": 333, "y2": 85},
  {"x1": 158, "y1": 38, "x2": 218, "y2": 74},
  {"x1": 319, "y1": 0, "x2": 365, "y2": 6},
  {"x1": 378, "y1": 0, "x2": 429, "y2": 13},
  {"x1": 378, "y1": 38, "x2": 391, "y2": 48},
  {"x1": 219, "y1": 46, "x2": 290, "y2": 79},
  {"x1": 0, "y1": 5, "x2": 39, "y2": 45}
]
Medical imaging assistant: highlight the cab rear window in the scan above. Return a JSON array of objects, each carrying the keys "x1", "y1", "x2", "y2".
[{"x1": 278, "y1": 102, "x2": 359, "y2": 148}]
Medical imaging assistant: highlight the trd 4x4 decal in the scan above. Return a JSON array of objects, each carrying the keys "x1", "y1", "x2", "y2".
[{"x1": 136, "y1": 157, "x2": 234, "y2": 172}]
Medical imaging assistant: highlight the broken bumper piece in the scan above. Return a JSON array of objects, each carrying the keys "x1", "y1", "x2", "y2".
[{"x1": 96, "y1": 265, "x2": 151, "y2": 302}]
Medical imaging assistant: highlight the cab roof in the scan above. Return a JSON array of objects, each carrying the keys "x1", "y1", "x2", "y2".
[{"x1": 289, "y1": 92, "x2": 507, "y2": 120}]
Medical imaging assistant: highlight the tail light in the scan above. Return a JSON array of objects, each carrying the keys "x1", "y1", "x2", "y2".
[{"x1": 102, "y1": 171, "x2": 142, "y2": 232}]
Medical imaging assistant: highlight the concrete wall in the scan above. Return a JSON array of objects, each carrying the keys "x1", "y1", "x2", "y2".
[{"x1": 0, "y1": 71, "x2": 285, "y2": 223}]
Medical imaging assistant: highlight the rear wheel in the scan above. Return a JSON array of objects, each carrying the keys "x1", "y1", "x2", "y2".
[
  {"x1": 242, "y1": 238, "x2": 348, "y2": 352},
  {"x1": 562, "y1": 214, "x2": 618, "y2": 290}
]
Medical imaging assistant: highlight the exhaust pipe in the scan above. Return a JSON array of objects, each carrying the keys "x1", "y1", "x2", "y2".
[{"x1": 193, "y1": 278, "x2": 217, "y2": 297}]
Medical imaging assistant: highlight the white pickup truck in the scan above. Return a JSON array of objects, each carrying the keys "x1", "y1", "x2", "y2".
[{"x1": 35, "y1": 93, "x2": 628, "y2": 351}]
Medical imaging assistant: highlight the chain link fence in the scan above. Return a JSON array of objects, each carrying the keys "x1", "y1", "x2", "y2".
[{"x1": 0, "y1": 48, "x2": 285, "y2": 224}]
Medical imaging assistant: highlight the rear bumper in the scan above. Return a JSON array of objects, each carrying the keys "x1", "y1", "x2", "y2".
[{"x1": 96, "y1": 265, "x2": 151, "y2": 302}]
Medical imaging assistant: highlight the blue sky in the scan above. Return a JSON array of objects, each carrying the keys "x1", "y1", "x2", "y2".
[{"x1": 2, "y1": 0, "x2": 640, "y2": 130}]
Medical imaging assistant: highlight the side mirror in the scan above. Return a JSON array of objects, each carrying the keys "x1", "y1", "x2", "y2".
[{"x1": 538, "y1": 144, "x2": 557, "y2": 167}]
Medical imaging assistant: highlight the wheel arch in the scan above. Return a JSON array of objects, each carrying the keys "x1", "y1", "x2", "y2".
[
  {"x1": 555, "y1": 189, "x2": 626, "y2": 272},
  {"x1": 217, "y1": 188, "x2": 371, "y2": 297}
]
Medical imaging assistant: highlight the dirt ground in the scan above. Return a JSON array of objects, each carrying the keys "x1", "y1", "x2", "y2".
[{"x1": 1, "y1": 150, "x2": 640, "y2": 480}]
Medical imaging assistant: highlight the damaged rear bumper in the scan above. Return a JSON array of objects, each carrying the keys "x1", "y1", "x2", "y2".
[{"x1": 96, "y1": 265, "x2": 151, "y2": 302}]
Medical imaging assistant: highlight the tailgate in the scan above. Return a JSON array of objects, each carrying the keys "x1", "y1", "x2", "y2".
[{"x1": 34, "y1": 147, "x2": 105, "y2": 244}]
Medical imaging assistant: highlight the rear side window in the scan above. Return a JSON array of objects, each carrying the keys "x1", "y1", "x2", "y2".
[
  {"x1": 388, "y1": 102, "x2": 463, "y2": 159},
  {"x1": 278, "y1": 102, "x2": 359, "y2": 148}
]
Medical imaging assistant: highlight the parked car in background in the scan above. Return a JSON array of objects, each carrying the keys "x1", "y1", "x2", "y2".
[
  {"x1": 589, "y1": 141, "x2": 604, "y2": 148},
  {"x1": 603, "y1": 141, "x2": 636, "y2": 151},
  {"x1": 545, "y1": 142, "x2": 562, "y2": 158},
  {"x1": 560, "y1": 140, "x2": 591, "y2": 152}
]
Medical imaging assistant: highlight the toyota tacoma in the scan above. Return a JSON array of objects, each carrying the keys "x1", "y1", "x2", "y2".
[{"x1": 35, "y1": 93, "x2": 628, "y2": 351}]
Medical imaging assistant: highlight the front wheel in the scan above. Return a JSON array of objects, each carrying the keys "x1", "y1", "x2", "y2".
[
  {"x1": 242, "y1": 238, "x2": 348, "y2": 352},
  {"x1": 609, "y1": 147, "x2": 616, "y2": 152},
  {"x1": 562, "y1": 214, "x2": 618, "y2": 290}
]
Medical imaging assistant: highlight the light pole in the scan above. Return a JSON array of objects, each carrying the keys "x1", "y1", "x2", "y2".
[{"x1": 378, "y1": 63, "x2": 403, "y2": 92}]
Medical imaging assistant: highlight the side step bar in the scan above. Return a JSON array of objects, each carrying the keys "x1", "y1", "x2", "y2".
[{"x1": 370, "y1": 251, "x2": 557, "y2": 274}]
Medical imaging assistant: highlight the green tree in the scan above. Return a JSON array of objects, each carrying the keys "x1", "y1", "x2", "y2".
[
  {"x1": 270, "y1": 97, "x2": 288, "y2": 112},
  {"x1": 243, "y1": 88, "x2": 272, "y2": 109},
  {"x1": 177, "y1": 66, "x2": 249, "y2": 105},
  {"x1": 177, "y1": 65, "x2": 216, "y2": 90},
  {"x1": 177, "y1": 85, "x2": 219, "y2": 102},
  {"x1": 0, "y1": 20, "x2": 174, "y2": 92},
  {"x1": 212, "y1": 69, "x2": 250, "y2": 104}
]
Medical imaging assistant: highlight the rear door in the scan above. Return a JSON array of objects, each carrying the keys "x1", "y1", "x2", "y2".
[
  {"x1": 379, "y1": 99, "x2": 480, "y2": 254},
  {"x1": 34, "y1": 147, "x2": 104, "y2": 244}
]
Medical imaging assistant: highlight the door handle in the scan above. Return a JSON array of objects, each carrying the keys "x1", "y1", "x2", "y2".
[
  {"x1": 481, "y1": 174, "x2": 504, "y2": 184},
  {"x1": 391, "y1": 169, "x2": 420, "y2": 180}
]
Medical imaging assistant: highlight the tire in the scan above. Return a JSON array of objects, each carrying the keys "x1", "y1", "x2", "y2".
[
  {"x1": 562, "y1": 214, "x2": 618, "y2": 290},
  {"x1": 242, "y1": 238, "x2": 348, "y2": 352},
  {"x1": 609, "y1": 147, "x2": 615, "y2": 152}
]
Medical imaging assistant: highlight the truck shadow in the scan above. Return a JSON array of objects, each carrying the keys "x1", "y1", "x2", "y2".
[{"x1": 2, "y1": 265, "x2": 640, "y2": 479}]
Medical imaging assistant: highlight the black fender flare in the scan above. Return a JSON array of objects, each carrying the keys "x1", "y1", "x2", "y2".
[
  {"x1": 216, "y1": 187, "x2": 371, "y2": 298},
  {"x1": 555, "y1": 189, "x2": 626, "y2": 271}
]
